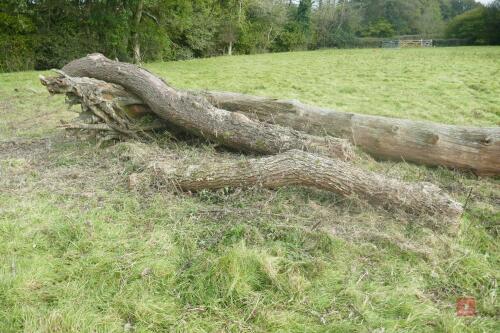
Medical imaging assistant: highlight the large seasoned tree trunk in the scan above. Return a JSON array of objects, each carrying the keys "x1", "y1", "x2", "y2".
[
  {"x1": 45, "y1": 57, "x2": 498, "y2": 176},
  {"x1": 40, "y1": 63, "x2": 464, "y2": 222},
  {"x1": 202, "y1": 92, "x2": 500, "y2": 176},
  {"x1": 123, "y1": 144, "x2": 463, "y2": 222},
  {"x1": 61, "y1": 54, "x2": 353, "y2": 160}
]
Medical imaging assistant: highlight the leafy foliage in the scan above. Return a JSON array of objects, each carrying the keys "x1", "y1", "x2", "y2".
[
  {"x1": 446, "y1": 2, "x2": 500, "y2": 44},
  {"x1": 363, "y1": 19, "x2": 396, "y2": 37},
  {"x1": 0, "y1": 0, "x2": 498, "y2": 72}
]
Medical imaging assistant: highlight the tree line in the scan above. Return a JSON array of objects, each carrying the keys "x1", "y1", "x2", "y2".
[{"x1": 1, "y1": 0, "x2": 499, "y2": 72}]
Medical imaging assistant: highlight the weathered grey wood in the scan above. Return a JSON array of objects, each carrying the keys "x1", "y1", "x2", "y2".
[
  {"x1": 40, "y1": 66, "x2": 464, "y2": 221},
  {"x1": 45, "y1": 61, "x2": 498, "y2": 176},
  {"x1": 123, "y1": 144, "x2": 463, "y2": 222},
  {"x1": 61, "y1": 54, "x2": 354, "y2": 160},
  {"x1": 40, "y1": 74, "x2": 158, "y2": 141},
  {"x1": 202, "y1": 91, "x2": 500, "y2": 176}
]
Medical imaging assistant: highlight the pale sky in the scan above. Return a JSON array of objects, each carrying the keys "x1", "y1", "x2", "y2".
[{"x1": 477, "y1": 0, "x2": 493, "y2": 4}]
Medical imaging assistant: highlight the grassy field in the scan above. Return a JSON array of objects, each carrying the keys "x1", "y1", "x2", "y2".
[{"x1": 0, "y1": 47, "x2": 499, "y2": 332}]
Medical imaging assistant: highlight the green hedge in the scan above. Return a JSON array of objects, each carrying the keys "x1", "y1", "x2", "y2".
[
  {"x1": 0, "y1": 35, "x2": 35, "y2": 72},
  {"x1": 0, "y1": 30, "x2": 173, "y2": 72},
  {"x1": 0, "y1": 34, "x2": 105, "y2": 72}
]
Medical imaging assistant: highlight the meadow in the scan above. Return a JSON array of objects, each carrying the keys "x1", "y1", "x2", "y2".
[{"x1": 0, "y1": 47, "x2": 499, "y2": 332}]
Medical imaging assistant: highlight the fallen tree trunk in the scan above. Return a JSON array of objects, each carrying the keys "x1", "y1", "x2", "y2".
[
  {"x1": 202, "y1": 92, "x2": 500, "y2": 176},
  {"x1": 45, "y1": 60, "x2": 498, "y2": 175},
  {"x1": 59, "y1": 54, "x2": 354, "y2": 160},
  {"x1": 122, "y1": 144, "x2": 463, "y2": 222},
  {"x1": 39, "y1": 60, "x2": 464, "y2": 222}
]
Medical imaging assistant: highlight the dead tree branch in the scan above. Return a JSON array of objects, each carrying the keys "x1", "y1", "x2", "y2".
[
  {"x1": 58, "y1": 54, "x2": 354, "y2": 160},
  {"x1": 201, "y1": 91, "x2": 500, "y2": 176},
  {"x1": 122, "y1": 144, "x2": 463, "y2": 222}
]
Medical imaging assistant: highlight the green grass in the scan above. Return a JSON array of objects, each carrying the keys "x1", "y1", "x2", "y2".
[
  {"x1": 149, "y1": 46, "x2": 500, "y2": 126},
  {"x1": 1, "y1": 47, "x2": 499, "y2": 332}
]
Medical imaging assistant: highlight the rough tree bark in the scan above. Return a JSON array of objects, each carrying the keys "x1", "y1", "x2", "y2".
[
  {"x1": 202, "y1": 92, "x2": 500, "y2": 176},
  {"x1": 39, "y1": 61, "x2": 464, "y2": 221},
  {"x1": 44, "y1": 58, "x2": 499, "y2": 175},
  {"x1": 123, "y1": 144, "x2": 463, "y2": 222},
  {"x1": 59, "y1": 54, "x2": 354, "y2": 160}
]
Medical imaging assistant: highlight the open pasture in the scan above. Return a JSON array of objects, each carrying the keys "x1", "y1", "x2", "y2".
[{"x1": 0, "y1": 47, "x2": 498, "y2": 332}]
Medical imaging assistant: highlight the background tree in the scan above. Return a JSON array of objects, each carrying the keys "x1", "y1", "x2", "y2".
[
  {"x1": 1, "y1": 0, "x2": 498, "y2": 72},
  {"x1": 218, "y1": 0, "x2": 247, "y2": 55},
  {"x1": 419, "y1": 0, "x2": 445, "y2": 37},
  {"x1": 132, "y1": 0, "x2": 145, "y2": 63},
  {"x1": 484, "y1": 0, "x2": 500, "y2": 44},
  {"x1": 446, "y1": 1, "x2": 500, "y2": 44}
]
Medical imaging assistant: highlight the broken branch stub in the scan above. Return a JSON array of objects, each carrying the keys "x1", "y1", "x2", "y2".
[{"x1": 40, "y1": 73, "x2": 163, "y2": 141}]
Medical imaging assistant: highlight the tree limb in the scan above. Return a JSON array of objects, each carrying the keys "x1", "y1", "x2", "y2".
[
  {"x1": 201, "y1": 91, "x2": 500, "y2": 176},
  {"x1": 122, "y1": 144, "x2": 463, "y2": 222},
  {"x1": 58, "y1": 54, "x2": 355, "y2": 160}
]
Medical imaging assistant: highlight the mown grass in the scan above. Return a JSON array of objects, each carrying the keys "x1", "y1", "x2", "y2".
[{"x1": 1, "y1": 47, "x2": 499, "y2": 332}]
